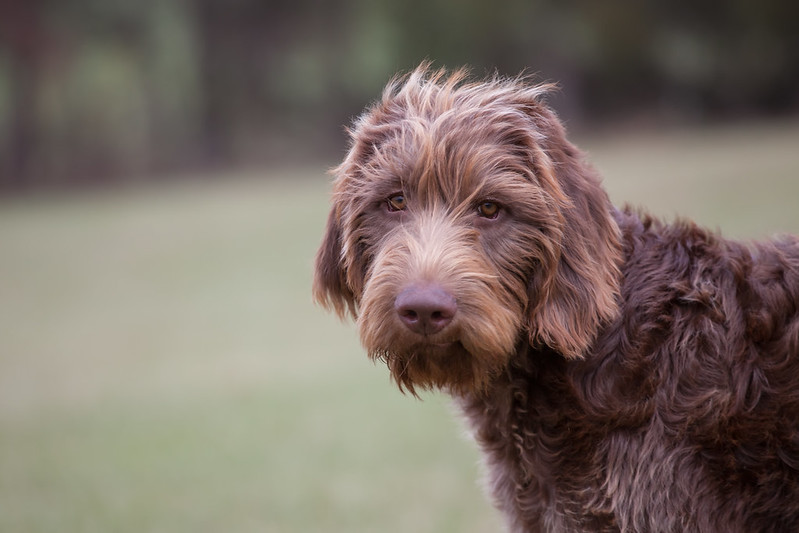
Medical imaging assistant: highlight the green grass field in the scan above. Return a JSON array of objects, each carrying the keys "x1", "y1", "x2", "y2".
[{"x1": 1, "y1": 120, "x2": 798, "y2": 532}]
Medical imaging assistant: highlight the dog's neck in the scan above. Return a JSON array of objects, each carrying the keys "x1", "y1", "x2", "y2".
[{"x1": 455, "y1": 342, "x2": 643, "y2": 531}]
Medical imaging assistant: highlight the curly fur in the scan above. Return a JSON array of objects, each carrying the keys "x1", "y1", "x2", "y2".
[{"x1": 313, "y1": 65, "x2": 799, "y2": 532}]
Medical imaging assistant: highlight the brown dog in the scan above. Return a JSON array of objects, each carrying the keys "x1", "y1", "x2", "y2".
[{"x1": 313, "y1": 65, "x2": 799, "y2": 532}]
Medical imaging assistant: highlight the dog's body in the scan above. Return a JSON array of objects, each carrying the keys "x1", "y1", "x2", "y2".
[
  {"x1": 460, "y1": 211, "x2": 799, "y2": 532},
  {"x1": 314, "y1": 66, "x2": 799, "y2": 532}
]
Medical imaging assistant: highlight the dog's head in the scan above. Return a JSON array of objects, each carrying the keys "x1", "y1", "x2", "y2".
[{"x1": 314, "y1": 65, "x2": 622, "y2": 395}]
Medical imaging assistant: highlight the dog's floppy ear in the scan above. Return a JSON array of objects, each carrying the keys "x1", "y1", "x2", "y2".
[
  {"x1": 313, "y1": 204, "x2": 356, "y2": 318},
  {"x1": 313, "y1": 112, "x2": 381, "y2": 319},
  {"x1": 524, "y1": 103, "x2": 622, "y2": 358}
]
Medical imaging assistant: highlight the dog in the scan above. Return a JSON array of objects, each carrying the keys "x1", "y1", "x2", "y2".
[{"x1": 313, "y1": 65, "x2": 799, "y2": 532}]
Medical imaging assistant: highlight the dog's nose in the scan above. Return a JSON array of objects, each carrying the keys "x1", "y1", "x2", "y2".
[{"x1": 395, "y1": 284, "x2": 457, "y2": 336}]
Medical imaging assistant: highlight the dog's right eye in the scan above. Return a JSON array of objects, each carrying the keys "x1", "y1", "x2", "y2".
[
  {"x1": 386, "y1": 194, "x2": 407, "y2": 212},
  {"x1": 477, "y1": 201, "x2": 500, "y2": 219}
]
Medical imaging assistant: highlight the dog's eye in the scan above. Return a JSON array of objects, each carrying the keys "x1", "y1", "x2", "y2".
[
  {"x1": 386, "y1": 194, "x2": 407, "y2": 212},
  {"x1": 477, "y1": 201, "x2": 500, "y2": 219}
]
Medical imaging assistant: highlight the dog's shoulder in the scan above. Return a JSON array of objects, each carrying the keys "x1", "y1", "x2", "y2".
[{"x1": 613, "y1": 206, "x2": 799, "y2": 314}]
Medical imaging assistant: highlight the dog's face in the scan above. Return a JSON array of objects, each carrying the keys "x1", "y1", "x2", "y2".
[{"x1": 314, "y1": 66, "x2": 622, "y2": 395}]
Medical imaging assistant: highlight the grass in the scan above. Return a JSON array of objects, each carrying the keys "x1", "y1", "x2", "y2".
[{"x1": 1, "y1": 120, "x2": 798, "y2": 532}]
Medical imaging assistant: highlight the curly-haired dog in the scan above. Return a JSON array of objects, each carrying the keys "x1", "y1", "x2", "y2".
[{"x1": 313, "y1": 65, "x2": 799, "y2": 532}]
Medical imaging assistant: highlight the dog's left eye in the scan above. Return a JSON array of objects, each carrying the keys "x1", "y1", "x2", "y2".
[
  {"x1": 386, "y1": 194, "x2": 407, "y2": 212},
  {"x1": 477, "y1": 201, "x2": 500, "y2": 219}
]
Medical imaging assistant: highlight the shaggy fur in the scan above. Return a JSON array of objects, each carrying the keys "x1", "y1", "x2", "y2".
[{"x1": 313, "y1": 65, "x2": 799, "y2": 532}]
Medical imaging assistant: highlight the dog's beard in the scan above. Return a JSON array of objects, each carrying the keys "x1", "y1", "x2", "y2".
[{"x1": 370, "y1": 339, "x2": 511, "y2": 396}]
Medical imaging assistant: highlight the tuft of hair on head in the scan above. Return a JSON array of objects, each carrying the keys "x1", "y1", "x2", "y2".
[{"x1": 379, "y1": 62, "x2": 558, "y2": 125}]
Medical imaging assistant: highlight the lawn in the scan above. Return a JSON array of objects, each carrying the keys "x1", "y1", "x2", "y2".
[{"x1": 1, "y1": 120, "x2": 798, "y2": 532}]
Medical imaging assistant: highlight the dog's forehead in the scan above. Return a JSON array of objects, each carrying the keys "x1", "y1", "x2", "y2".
[{"x1": 383, "y1": 110, "x2": 533, "y2": 206}]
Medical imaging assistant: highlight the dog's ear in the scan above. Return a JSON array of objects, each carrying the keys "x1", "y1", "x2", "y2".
[
  {"x1": 313, "y1": 204, "x2": 356, "y2": 318},
  {"x1": 312, "y1": 112, "x2": 381, "y2": 319},
  {"x1": 523, "y1": 103, "x2": 622, "y2": 358}
]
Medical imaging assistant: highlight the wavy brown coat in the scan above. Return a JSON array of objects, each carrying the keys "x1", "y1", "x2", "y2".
[{"x1": 313, "y1": 65, "x2": 799, "y2": 532}]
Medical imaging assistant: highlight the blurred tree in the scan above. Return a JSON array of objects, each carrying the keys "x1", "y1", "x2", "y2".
[
  {"x1": 0, "y1": 0, "x2": 797, "y2": 190},
  {"x1": 0, "y1": 1, "x2": 49, "y2": 188}
]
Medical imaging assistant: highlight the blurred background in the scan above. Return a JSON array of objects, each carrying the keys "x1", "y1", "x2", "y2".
[
  {"x1": 1, "y1": 0, "x2": 798, "y2": 189},
  {"x1": 1, "y1": 1, "x2": 798, "y2": 532}
]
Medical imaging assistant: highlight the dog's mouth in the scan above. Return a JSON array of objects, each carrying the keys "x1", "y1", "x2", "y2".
[
  {"x1": 409, "y1": 339, "x2": 468, "y2": 358},
  {"x1": 427, "y1": 341, "x2": 456, "y2": 349}
]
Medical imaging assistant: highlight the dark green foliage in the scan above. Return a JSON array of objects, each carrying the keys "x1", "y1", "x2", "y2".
[{"x1": 0, "y1": 0, "x2": 797, "y2": 188}]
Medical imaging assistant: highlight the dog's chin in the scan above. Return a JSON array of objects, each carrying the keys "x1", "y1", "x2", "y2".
[{"x1": 375, "y1": 339, "x2": 505, "y2": 396}]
